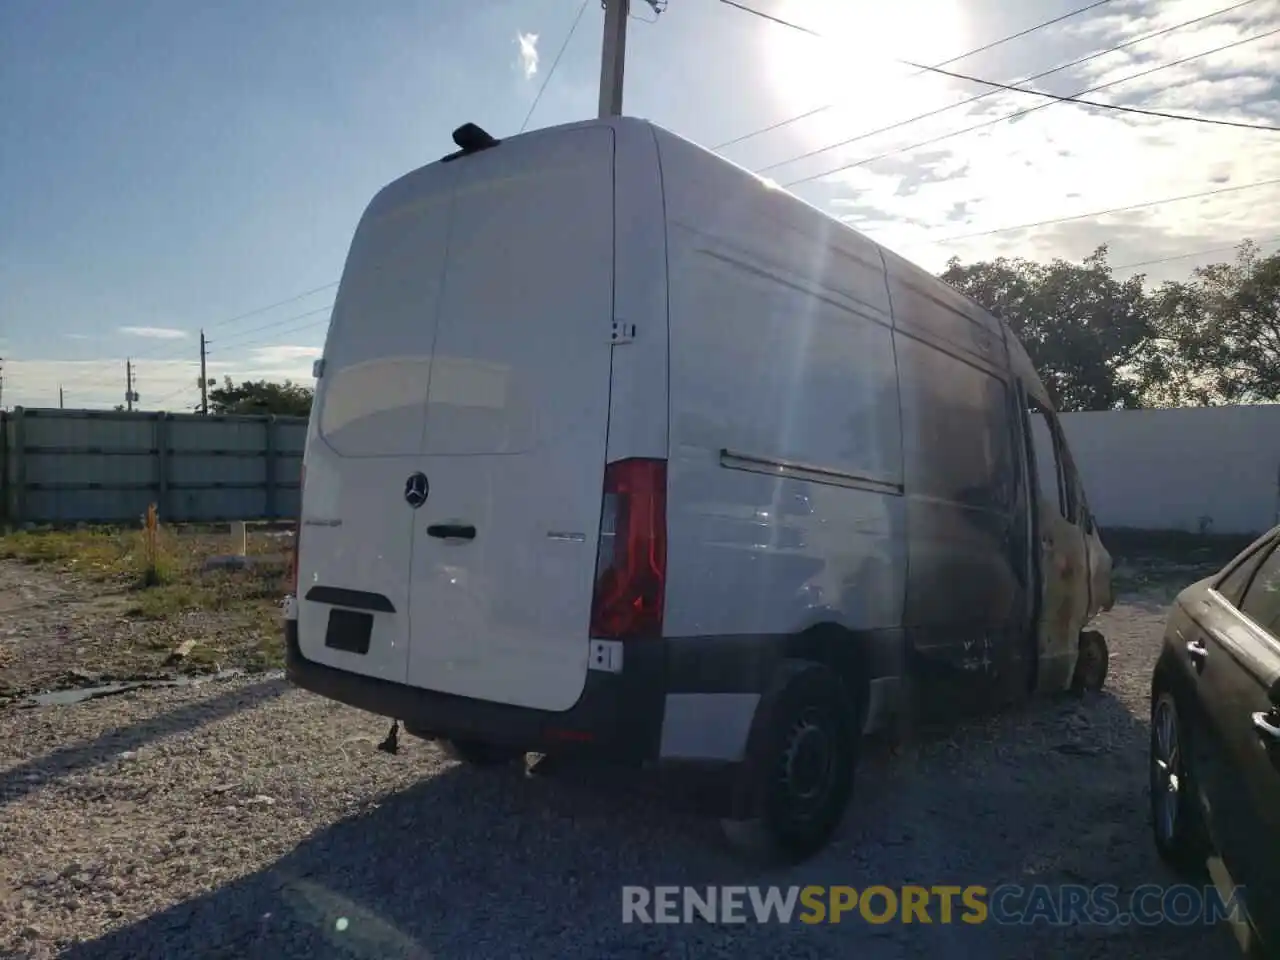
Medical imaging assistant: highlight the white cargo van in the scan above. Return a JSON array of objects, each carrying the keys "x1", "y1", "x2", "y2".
[{"x1": 285, "y1": 117, "x2": 1113, "y2": 860}]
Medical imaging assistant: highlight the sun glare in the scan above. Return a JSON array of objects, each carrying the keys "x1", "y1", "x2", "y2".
[{"x1": 760, "y1": 1, "x2": 969, "y2": 151}]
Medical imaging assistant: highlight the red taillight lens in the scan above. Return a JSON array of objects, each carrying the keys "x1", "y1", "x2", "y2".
[
  {"x1": 589, "y1": 458, "x2": 667, "y2": 641},
  {"x1": 290, "y1": 464, "x2": 305, "y2": 594}
]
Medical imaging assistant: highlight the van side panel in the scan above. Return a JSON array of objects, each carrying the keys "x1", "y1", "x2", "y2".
[
  {"x1": 654, "y1": 132, "x2": 907, "y2": 670},
  {"x1": 883, "y1": 252, "x2": 1032, "y2": 691}
]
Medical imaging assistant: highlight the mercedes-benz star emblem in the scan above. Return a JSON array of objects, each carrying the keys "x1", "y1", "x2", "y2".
[{"x1": 404, "y1": 472, "x2": 429, "y2": 508}]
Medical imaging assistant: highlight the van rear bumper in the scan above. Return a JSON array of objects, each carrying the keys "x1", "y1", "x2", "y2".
[
  {"x1": 285, "y1": 621, "x2": 896, "y2": 765},
  {"x1": 285, "y1": 620, "x2": 670, "y2": 763}
]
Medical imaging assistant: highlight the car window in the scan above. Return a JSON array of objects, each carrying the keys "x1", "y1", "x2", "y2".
[
  {"x1": 1216, "y1": 536, "x2": 1277, "y2": 605},
  {"x1": 1239, "y1": 543, "x2": 1280, "y2": 636},
  {"x1": 1026, "y1": 399, "x2": 1067, "y2": 519}
]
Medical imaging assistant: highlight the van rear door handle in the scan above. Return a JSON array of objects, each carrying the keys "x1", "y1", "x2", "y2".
[
  {"x1": 1186, "y1": 639, "x2": 1208, "y2": 664},
  {"x1": 427, "y1": 523, "x2": 476, "y2": 541}
]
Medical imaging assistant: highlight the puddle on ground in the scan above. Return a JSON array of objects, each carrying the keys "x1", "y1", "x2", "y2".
[{"x1": 20, "y1": 668, "x2": 251, "y2": 707}]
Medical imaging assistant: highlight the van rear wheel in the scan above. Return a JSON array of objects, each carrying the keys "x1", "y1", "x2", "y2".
[
  {"x1": 721, "y1": 660, "x2": 858, "y2": 863},
  {"x1": 442, "y1": 739, "x2": 525, "y2": 766}
]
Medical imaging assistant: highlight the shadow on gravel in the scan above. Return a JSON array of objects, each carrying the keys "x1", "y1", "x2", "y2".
[
  {"x1": 61, "y1": 686, "x2": 1235, "y2": 960},
  {"x1": 0, "y1": 679, "x2": 289, "y2": 808}
]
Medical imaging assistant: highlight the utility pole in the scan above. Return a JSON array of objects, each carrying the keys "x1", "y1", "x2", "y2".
[
  {"x1": 199, "y1": 329, "x2": 209, "y2": 415},
  {"x1": 598, "y1": 0, "x2": 630, "y2": 118},
  {"x1": 59, "y1": 386, "x2": 64, "y2": 409},
  {"x1": 598, "y1": 0, "x2": 663, "y2": 118},
  {"x1": 0, "y1": 357, "x2": 5, "y2": 410},
  {"x1": 126, "y1": 358, "x2": 135, "y2": 412}
]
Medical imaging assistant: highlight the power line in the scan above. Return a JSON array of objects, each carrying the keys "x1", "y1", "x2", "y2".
[
  {"x1": 74, "y1": 299, "x2": 334, "y2": 397},
  {"x1": 779, "y1": 24, "x2": 1280, "y2": 188},
  {"x1": 932, "y1": 177, "x2": 1280, "y2": 244},
  {"x1": 118, "y1": 281, "x2": 337, "y2": 366},
  {"x1": 210, "y1": 315, "x2": 331, "y2": 355},
  {"x1": 901, "y1": 58, "x2": 1280, "y2": 133},
  {"x1": 199, "y1": 280, "x2": 337, "y2": 333},
  {"x1": 712, "y1": 0, "x2": 1118, "y2": 150},
  {"x1": 717, "y1": 0, "x2": 822, "y2": 35},
  {"x1": 67, "y1": 279, "x2": 339, "y2": 397},
  {"x1": 205, "y1": 303, "x2": 333, "y2": 352},
  {"x1": 1112, "y1": 234, "x2": 1280, "y2": 270},
  {"x1": 148, "y1": 369, "x2": 201, "y2": 411},
  {"x1": 520, "y1": 0, "x2": 592, "y2": 133},
  {"x1": 757, "y1": 0, "x2": 1262, "y2": 176}
]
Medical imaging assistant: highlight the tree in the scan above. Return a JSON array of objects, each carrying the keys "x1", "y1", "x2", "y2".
[
  {"x1": 207, "y1": 377, "x2": 313, "y2": 416},
  {"x1": 1147, "y1": 243, "x2": 1280, "y2": 404},
  {"x1": 940, "y1": 245, "x2": 1154, "y2": 411}
]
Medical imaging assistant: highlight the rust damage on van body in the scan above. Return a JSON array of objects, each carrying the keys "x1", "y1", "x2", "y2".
[{"x1": 1003, "y1": 322, "x2": 1114, "y2": 695}]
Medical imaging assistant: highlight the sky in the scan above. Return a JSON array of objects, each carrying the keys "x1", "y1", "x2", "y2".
[{"x1": 2, "y1": 0, "x2": 1278, "y2": 410}]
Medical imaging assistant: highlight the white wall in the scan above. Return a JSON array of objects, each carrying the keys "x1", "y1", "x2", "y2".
[{"x1": 1059, "y1": 406, "x2": 1280, "y2": 535}]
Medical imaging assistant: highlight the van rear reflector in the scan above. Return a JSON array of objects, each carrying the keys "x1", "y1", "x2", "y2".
[{"x1": 589, "y1": 458, "x2": 667, "y2": 641}]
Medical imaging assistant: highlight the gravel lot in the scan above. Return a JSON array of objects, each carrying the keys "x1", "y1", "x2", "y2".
[{"x1": 0, "y1": 555, "x2": 1241, "y2": 959}]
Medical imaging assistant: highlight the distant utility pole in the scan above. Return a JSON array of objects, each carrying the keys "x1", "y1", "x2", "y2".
[
  {"x1": 125, "y1": 358, "x2": 135, "y2": 412},
  {"x1": 598, "y1": 0, "x2": 664, "y2": 118},
  {"x1": 59, "y1": 386, "x2": 64, "y2": 409},
  {"x1": 199, "y1": 329, "x2": 209, "y2": 415},
  {"x1": 0, "y1": 356, "x2": 5, "y2": 410}
]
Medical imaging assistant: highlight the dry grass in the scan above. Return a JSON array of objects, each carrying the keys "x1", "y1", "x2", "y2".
[{"x1": 0, "y1": 521, "x2": 291, "y2": 694}]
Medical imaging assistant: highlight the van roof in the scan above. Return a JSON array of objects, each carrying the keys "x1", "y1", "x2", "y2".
[{"x1": 371, "y1": 115, "x2": 1056, "y2": 411}]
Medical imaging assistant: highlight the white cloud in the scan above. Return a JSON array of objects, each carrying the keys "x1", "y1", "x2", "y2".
[
  {"x1": 250, "y1": 344, "x2": 321, "y2": 364},
  {"x1": 63, "y1": 332, "x2": 94, "y2": 341},
  {"x1": 782, "y1": 0, "x2": 1280, "y2": 283},
  {"x1": 119, "y1": 326, "x2": 187, "y2": 339},
  {"x1": 518, "y1": 32, "x2": 539, "y2": 79}
]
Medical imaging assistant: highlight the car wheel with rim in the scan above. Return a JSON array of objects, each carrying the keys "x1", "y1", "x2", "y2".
[
  {"x1": 721, "y1": 659, "x2": 859, "y2": 863},
  {"x1": 1150, "y1": 689, "x2": 1206, "y2": 875}
]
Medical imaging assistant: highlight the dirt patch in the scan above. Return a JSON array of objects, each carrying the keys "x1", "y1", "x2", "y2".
[{"x1": 0, "y1": 526, "x2": 290, "y2": 701}]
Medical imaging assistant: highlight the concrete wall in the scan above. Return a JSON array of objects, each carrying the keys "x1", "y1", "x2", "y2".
[
  {"x1": 1, "y1": 408, "x2": 306, "y2": 525},
  {"x1": 1060, "y1": 405, "x2": 1280, "y2": 536}
]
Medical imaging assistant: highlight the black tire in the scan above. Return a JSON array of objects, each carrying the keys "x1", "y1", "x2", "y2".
[
  {"x1": 721, "y1": 659, "x2": 859, "y2": 864},
  {"x1": 1149, "y1": 690, "x2": 1207, "y2": 876},
  {"x1": 442, "y1": 738, "x2": 525, "y2": 766}
]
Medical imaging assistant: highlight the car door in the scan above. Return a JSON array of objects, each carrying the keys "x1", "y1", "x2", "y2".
[
  {"x1": 1191, "y1": 533, "x2": 1280, "y2": 950},
  {"x1": 1022, "y1": 394, "x2": 1090, "y2": 693}
]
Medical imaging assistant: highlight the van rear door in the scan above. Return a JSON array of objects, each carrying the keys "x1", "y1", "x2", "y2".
[
  {"x1": 404, "y1": 126, "x2": 617, "y2": 712},
  {"x1": 294, "y1": 177, "x2": 454, "y2": 685}
]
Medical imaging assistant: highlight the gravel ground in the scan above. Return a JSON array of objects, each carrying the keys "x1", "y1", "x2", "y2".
[{"x1": 0, "y1": 562, "x2": 1240, "y2": 959}]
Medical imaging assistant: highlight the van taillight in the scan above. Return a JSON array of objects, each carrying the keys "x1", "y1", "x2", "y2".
[
  {"x1": 289, "y1": 464, "x2": 305, "y2": 594},
  {"x1": 589, "y1": 458, "x2": 667, "y2": 641}
]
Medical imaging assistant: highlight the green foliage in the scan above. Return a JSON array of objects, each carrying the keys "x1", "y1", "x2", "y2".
[
  {"x1": 208, "y1": 376, "x2": 313, "y2": 416},
  {"x1": 940, "y1": 245, "x2": 1152, "y2": 411},
  {"x1": 940, "y1": 241, "x2": 1280, "y2": 410},
  {"x1": 1145, "y1": 242, "x2": 1280, "y2": 405}
]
